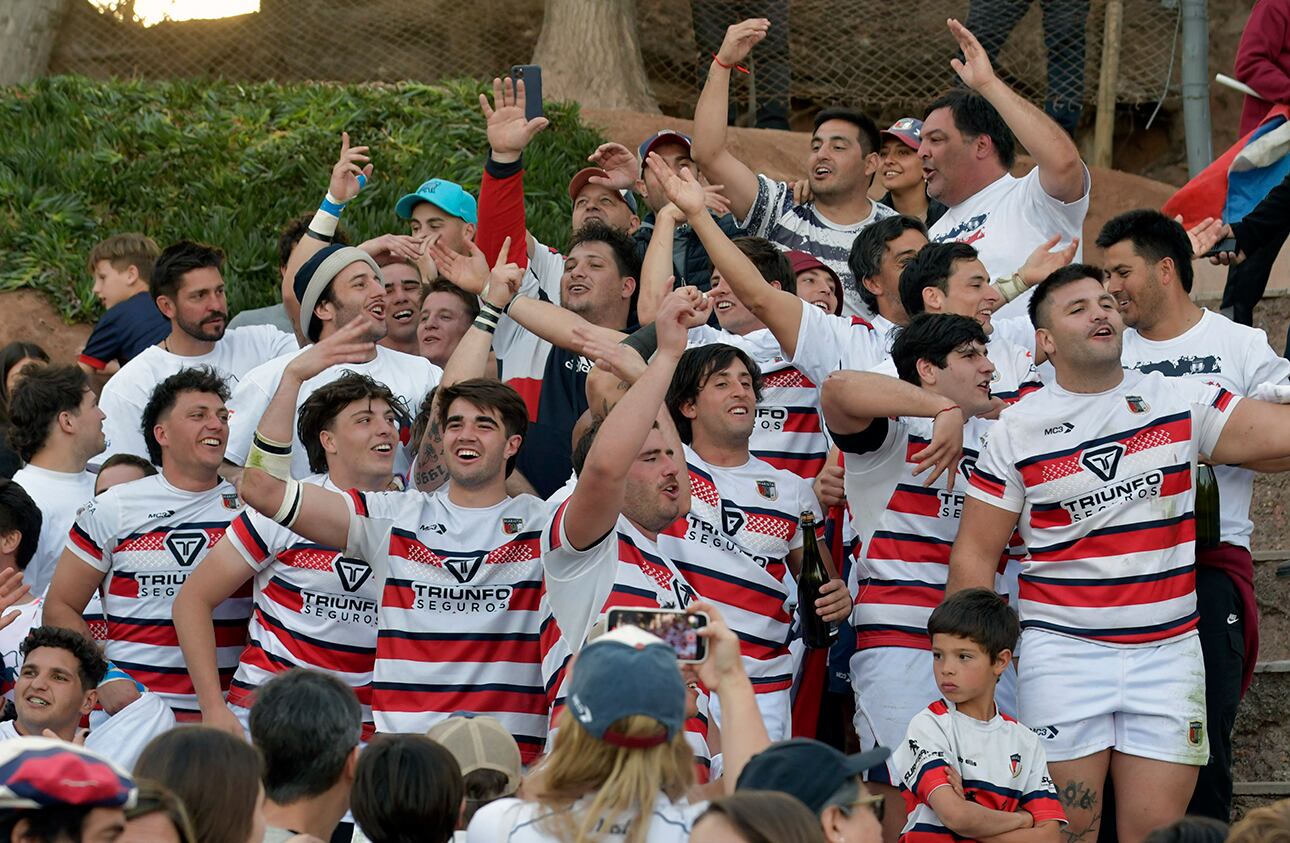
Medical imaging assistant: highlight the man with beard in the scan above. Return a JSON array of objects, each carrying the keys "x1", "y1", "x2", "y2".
[
  {"x1": 223, "y1": 135, "x2": 442, "y2": 480},
  {"x1": 691, "y1": 19, "x2": 894, "y2": 317},
  {"x1": 1099, "y1": 209, "x2": 1290, "y2": 822},
  {"x1": 97, "y1": 240, "x2": 298, "y2": 463}
]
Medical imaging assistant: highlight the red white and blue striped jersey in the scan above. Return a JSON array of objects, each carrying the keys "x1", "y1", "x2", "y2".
[
  {"x1": 842, "y1": 416, "x2": 1008, "y2": 651},
  {"x1": 64, "y1": 475, "x2": 251, "y2": 715},
  {"x1": 659, "y1": 446, "x2": 820, "y2": 694},
  {"x1": 687, "y1": 327, "x2": 829, "y2": 480},
  {"x1": 539, "y1": 501, "x2": 712, "y2": 780},
  {"x1": 894, "y1": 699, "x2": 1066, "y2": 843},
  {"x1": 223, "y1": 474, "x2": 379, "y2": 735},
  {"x1": 966, "y1": 370, "x2": 1240, "y2": 645},
  {"x1": 869, "y1": 334, "x2": 1042, "y2": 406},
  {"x1": 344, "y1": 488, "x2": 550, "y2": 762},
  {"x1": 787, "y1": 298, "x2": 888, "y2": 387}
]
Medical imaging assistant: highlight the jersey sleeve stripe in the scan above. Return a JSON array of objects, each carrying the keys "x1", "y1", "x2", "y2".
[
  {"x1": 69, "y1": 524, "x2": 104, "y2": 561},
  {"x1": 230, "y1": 514, "x2": 270, "y2": 562},
  {"x1": 968, "y1": 467, "x2": 1008, "y2": 498}
]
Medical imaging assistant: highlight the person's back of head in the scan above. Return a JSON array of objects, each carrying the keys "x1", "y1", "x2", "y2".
[
  {"x1": 125, "y1": 779, "x2": 198, "y2": 843},
  {"x1": 134, "y1": 726, "x2": 264, "y2": 843},
  {"x1": 694, "y1": 791, "x2": 827, "y2": 843},
  {"x1": 1227, "y1": 800, "x2": 1290, "y2": 843},
  {"x1": 249, "y1": 669, "x2": 362, "y2": 807},
  {"x1": 350, "y1": 734, "x2": 462, "y2": 843},
  {"x1": 0, "y1": 342, "x2": 49, "y2": 418},
  {"x1": 8, "y1": 364, "x2": 95, "y2": 464},
  {"x1": 0, "y1": 479, "x2": 41, "y2": 572},
  {"x1": 1142, "y1": 816, "x2": 1228, "y2": 843},
  {"x1": 425, "y1": 714, "x2": 522, "y2": 826}
]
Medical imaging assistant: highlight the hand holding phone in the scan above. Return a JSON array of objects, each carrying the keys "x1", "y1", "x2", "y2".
[
  {"x1": 510, "y1": 65, "x2": 544, "y2": 122},
  {"x1": 606, "y1": 607, "x2": 709, "y2": 663}
]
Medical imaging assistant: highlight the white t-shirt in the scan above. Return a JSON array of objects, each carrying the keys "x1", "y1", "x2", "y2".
[
  {"x1": 224, "y1": 345, "x2": 442, "y2": 478},
  {"x1": 97, "y1": 325, "x2": 298, "y2": 462},
  {"x1": 11, "y1": 465, "x2": 97, "y2": 594},
  {"x1": 466, "y1": 794, "x2": 706, "y2": 843},
  {"x1": 789, "y1": 298, "x2": 888, "y2": 386},
  {"x1": 739, "y1": 174, "x2": 896, "y2": 318},
  {"x1": 929, "y1": 166, "x2": 1090, "y2": 319},
  {"x1": 1120, "y1": 309, "x2": 1290, "y2": 549}
]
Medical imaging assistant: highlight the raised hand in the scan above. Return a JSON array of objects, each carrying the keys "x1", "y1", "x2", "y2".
[
  {"x1": 429, "y1": 239, "x2": 490, "y2": 295},
  {"x1": 0, "y1": 568, "x2": 30, "y2": 634},
  {"x1": 703, "y1": 182, "x2": 731, "y2": 216},
  {"x1": 285, "y1": 317, "x2": 377, "y2": 382},
  {"x1": 692, "y1": 601, "x2": 745, "y2": 693},
  {"x1": 656, "y1": 287, "x2": 703, "y2": 354},
  {"x1": 1018, "y1": 235, "x2": 1079, "y2": 287},
  {"x1": 483, "y1": 236, "x2": 524, "y2": 310},
  {"x1": 717, "y1": 18, "x2": 770, "y2": 68},
  {"x1": 480, "y1": 76, "x2": 550, "y2": 161},
  {"x1": 645, "y1": 153, "x2": 706, "y2": 217},
  {"x1": 948, "y1": 18, "x2": 999, "y2": 92},
  {"x1": 587, "y1": 142, "x2": 640, "y2": 191},
  {"x1": 329, "y1": 132, "x2": 372, "y2": 205}
]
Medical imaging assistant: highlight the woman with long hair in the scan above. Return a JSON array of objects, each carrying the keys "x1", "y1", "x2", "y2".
[
  {"x1": 134, "y1": 727, "x2": 266, "y2": 843},
  {"x1": 692, "y1": 791, "x2": 827, "y2": 843},
  {"x1": 122, "y1": 780, "x2": 199, "y2": 843}
]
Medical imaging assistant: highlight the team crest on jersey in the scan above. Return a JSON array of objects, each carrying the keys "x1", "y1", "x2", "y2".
[
  {"x1": 1079, "y1": 443, "x2": 1124, "y2": 482},
  {"x1": 443, "y1": 556, "x2": 484, "y2": 584},
  {"x1": 221, "y1": 492, "x2": 240, "y2": 510},
  {"x1": 1188, "y1": 720, "x2": 1204, "y2": 746},
  {"x1": 1125, "y1": 395, "x2": 1150, "y2": 414},
  {"x1": 720, "y1": 501, "x2": 745, "y2": 535},
  {"x1": 1009, "y1": 753, "x2": 1022, "y2": 777},
  {"x1": 333, "y1": 556, "x2": 373, "y2": 592},
  {"x1": 165, "y1": 532, "x2": 208, "y2": 567},
  {"x1": 755, "y1": 480, "x2": 777, "y2": 500},
  {"x1": 501, "y1": 517, "x2": 524, "y2": 535}
]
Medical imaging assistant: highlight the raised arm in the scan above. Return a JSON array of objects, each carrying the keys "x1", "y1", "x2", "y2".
[
  {"x1": 689, "y1": 19, "x2": 770, "y2": 218},
  {"x1": 637, "y1": 204, "x2": 685, "y2": 324},
  {"x1": 284, "y1": 133, "x2": 373, "y2": 294},
  {"x1": 648, "y1": 155, "x2": 806, "y2": 356},
  {"x1": 173, "y1": 538, "x2": 257, "y2": 736},
  {"x1": 561, "y1": 289, "x2": 707, "y2": 550},
  {"x1": 948, "y1": 19, "x2": 1085, "y2": 203},
  {"x1": 478, "y1": 76, "x2": 548, "y2": 266},
  {"x1": 692, "y1": 601, "x2": 770, "y2": 795}
]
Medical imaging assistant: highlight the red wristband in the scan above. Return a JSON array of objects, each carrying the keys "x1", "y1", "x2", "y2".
[
  {"x1": 934, "y1": 404, "x2": 961, "y2": 419},
  {"x1": 712, "y1": 53, "x2": 751, "y2": 74}
]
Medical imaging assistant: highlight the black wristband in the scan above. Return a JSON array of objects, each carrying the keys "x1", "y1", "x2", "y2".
[
  {"x1": 485, "y1": 154, "x2": 525, "y2": 180},
  {"x1": 305, "y1": 229, "x2": 333, "y2": 243},
  {"x1": 621, "y1": 323, "x2": 659, "y2": 360}
]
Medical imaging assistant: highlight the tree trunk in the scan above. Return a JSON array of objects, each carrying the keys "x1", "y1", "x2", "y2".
[
  {"x1": 0, "y1": 0, "x2": 70, "y2": 85},
  {"x1": 531, "y1": 0, "x2": 658, "y2": 113}
]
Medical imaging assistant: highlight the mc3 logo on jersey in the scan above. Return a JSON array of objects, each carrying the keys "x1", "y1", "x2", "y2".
[
  {"x1": 165, "y1": 532, "x2": 208, "y2": 567},
  {"x1": 333, "y1": 556, "x2": 373, "y2": 592},
  {"x1": 1079, "y1": 443, "x2": 1125, "y2": 482}
]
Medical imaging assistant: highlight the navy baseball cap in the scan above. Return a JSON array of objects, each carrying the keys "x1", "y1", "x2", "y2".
[
  {"x1": 567, "y1": 625, "x2": 686, "y2": 748},
  {"x1": 395, "y1": 178, "x2": 478, "y2": 224},
  {"x1": 567, "y1": 168, "x2": 639, "y2": 215},
  {"x1": 880, "y1": 117, "x2": 924, "y2": 150},
  {"x1": 638, "y1": 129, "x2": 692, "y2": 171},
  {"x1": 0, "y1": 737, "x2": 136, "y2": 812},
  {"x1": 736, "y1": 738, "x2": 891, "y2": 814}
]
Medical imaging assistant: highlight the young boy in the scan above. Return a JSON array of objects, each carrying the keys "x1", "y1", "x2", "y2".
[
  {"x1": 77, "y1": 233, "x2": 170, "y2": 374},
  {"x1": 893, "y1": 589, "x2": 1066, "y2": 843}
]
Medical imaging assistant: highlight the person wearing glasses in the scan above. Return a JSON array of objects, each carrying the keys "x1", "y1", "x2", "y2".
[
  {"x1": 890, "y1": 589, "x2": 1067, "y2": 843},
  {"x1": 735, "y1": 738, "x2": 889, "y2": 843}
]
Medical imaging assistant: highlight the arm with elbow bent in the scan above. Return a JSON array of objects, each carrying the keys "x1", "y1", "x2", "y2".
[
  {"x1": 284, "y1": 133, "x2": 374, "y2": 296},
  {"x1": 979, "y1": 821, "x2": 1063, "y2": 843},
  {"x1": 927, "y1": 786, "x2": 1034, "y2": 839}
]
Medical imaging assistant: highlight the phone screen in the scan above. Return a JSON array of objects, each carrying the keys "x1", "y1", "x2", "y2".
[{"x1": 607, "y1": 609, "x2": 708, "y2": 662}]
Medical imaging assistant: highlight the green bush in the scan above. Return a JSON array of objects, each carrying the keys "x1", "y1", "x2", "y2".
[{"x1": 0, "y1": 76, "x2": 605, "y2": 323}]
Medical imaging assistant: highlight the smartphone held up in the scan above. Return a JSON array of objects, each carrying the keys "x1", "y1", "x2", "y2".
[{"x1": 606, "y1": 607, "x2": 709, "y2": 663}]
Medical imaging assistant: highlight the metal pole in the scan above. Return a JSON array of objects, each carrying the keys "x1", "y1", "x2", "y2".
[
  {"x1": 1093, "y1": 0, "x2": 1124, "y2": 170},
  {"x1": 1180, "y1": 0, "x2": 1214, "y2": 177}
]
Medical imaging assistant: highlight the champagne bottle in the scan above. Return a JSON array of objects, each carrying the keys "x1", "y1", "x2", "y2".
[
  {"x1": 1195, "y1": 463, "x2": 1220, "y2": 550},
  {"x1": 797, "y1": 511, "x2": 834, "y2": 649}
]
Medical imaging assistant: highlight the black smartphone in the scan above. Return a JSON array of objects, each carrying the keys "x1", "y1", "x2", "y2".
[
  {"x1": 1202, "y1": 237, "x2": 1237, "y2": 258},
  {"x1": 510, "y1": 65, "x2": 543, "y2": 121},
  {"x1": 606, "y1": 607, "x2": 709, "y2": 663}
]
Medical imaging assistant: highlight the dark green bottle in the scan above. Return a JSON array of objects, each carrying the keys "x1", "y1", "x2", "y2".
[
  {"x1": 1195, "y1": 463, "x2": 1220, "y2": 550},
  {"x1": 797, "y1": 511, "x2": 834, "y2": 649}
]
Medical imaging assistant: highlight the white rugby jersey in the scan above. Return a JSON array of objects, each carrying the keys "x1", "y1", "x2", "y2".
[
  {"x1": 540, "y1": 501, "x2": 713, "y2": 781},
  {"x1": 97, "y1": 325, "x2": 297, "y2": 462},
  {"x1": 224, "y1": 345, "x2": 440, "y2": 479},
  {"x1": 966, "y1": 370, "x2": 1240, "y2": 645},
  {"x1": 869, "y1": 333, "x2": 1042, "y2": 406},
  {"x1": 842, "y1": 416, "x2": 1009, "y2": 651},
  {"x1": 659, "y1": 446, "x2": 819, "y2": 694},
  {"x1": 223, "y1": 475, "x2": 379, "y2": 735},
  {"x1": 344, "y1": 487, "x2": 550, "y2": 762},
  {"x1": 1121, "y1": 309, "x2": 1290, "y2": 550},
  {"x1": 65, "y1": 474, "x2": 251, "y2": 714},
  {"x1": 687, "y1": 326, "x2": 830, "y2": 480},
  {"x1": 894, "y1": 699, "x2": 1066, "y2": 843},
  {"x1": 789, "y1": 297, "x2": 889, "y2": 386}
]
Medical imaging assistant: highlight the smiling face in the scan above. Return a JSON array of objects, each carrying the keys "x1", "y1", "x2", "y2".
[
  {"x1": 317, "y1": 261, "x2": 388, "y2": 342},
  {"x1": 572, "y1": 183, "x2": 637, "y2": 233},
  {"x1": 154, "y1": 389, "x2": 229, "y2": 474},
  {"x1": 796, "y1": 267, "x2": 839, "y2": 315},
  {"x1": 879, "y1": 137, "x2": 924, "y2": 193},
  {"x1": 916, "y1": 339, "x2": 997, "y2": 419},
  {"x1": 1103, "y1": 240, "x2": 1166, "y2": 331},
  {"x1": 15, "y1": 646, "x2": 95, "y2": 737},
  {"x1": 320, "y1": 397, "x2": 398, "y2": 480},
  {"x1": 418, "y1": 290, "x2": 474, "y2": 367},
  {"x1": 931, "y1": 632, "x2": 1007, "y2": 707},
  {"x1": 161, "y1": 266, "x2": 228, "y2": 342},
  {"x1": 809, "y1": 118, "x2": 877, "y2": 201},
  {"x1": 622, "y1": 427, "x2": 689, "y2": 534},
  {"x1": 682, "y1": 359, "x2": 757, "y2": 450},
  {"x1": 708, "y1": 269, "x2": 766, "y2": 335},
  {"x1": 440, "y1": 397, "x2": 522, "y2": 489},
  {"x1": 1035, "y1": 275, "x2": 1124, "y2": 373},
  {"x1": 560, "y1": 241, "x2": 634, "y2": 325},
  {"x1": 381, "y1": 263, "x2": 423, "y2": 346}
]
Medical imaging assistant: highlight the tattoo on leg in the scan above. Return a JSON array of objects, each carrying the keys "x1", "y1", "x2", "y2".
[{"x1": 1057, "y1": 780, "x2": 1101, "y2": 843}]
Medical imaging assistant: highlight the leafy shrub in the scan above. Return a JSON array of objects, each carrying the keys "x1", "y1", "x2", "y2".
[{"x1": 0, "y1": 76, "x2": 604, "y2": 322}]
